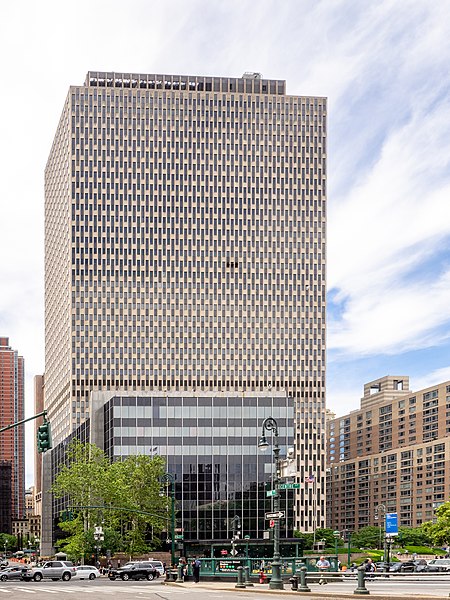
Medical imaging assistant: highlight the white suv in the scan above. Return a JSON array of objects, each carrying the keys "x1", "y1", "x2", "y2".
[{"x1": 149, "y1": 560, "x2": 165, "y2": 576}]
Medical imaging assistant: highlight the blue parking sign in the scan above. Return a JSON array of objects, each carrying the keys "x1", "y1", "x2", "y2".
[{"x1": 385, "y1": 512, "x2": 398, "y2": 536}]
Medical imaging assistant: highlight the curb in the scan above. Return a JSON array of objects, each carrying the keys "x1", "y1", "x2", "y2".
[{"x1": 163, "y1": 581, "x2": 444, "y2": 599}]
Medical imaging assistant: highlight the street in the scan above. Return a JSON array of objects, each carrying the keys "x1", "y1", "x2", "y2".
[{"x1": 2, "y1": 576, "x2": 450, "y2": 599}]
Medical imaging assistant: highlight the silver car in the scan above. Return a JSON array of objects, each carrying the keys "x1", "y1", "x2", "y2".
[
  {"x1": 0, "y1": 566, "x2": 30, "y2": 581},
  {"x1": 23, "y1": 560, "x2": 77, "y2": 581}
]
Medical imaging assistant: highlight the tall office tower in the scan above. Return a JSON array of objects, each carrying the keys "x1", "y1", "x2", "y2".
[
  {"x1": 0, "y1": 337, "x2": 25, "y2": 523},
  {"x1": 45, "y1": 72, "x2": 326, "y2": 531}
]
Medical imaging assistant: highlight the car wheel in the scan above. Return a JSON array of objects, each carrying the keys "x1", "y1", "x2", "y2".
[
  {"x1": 62, "y1": 572, "x2": 71, "y2": 581},
  {"x1": 0, "y1": 575, "x2": 7, "y2": 582},
  {"x1": 121, "y1": 573, "x2": 129, "y2": 581},
  {"x1": 33, "y1": 573, "x2": 43, "y2": 582},
  {"x1": 146, "y1": 573, "x2": 154, "y2": 581},
  {"x1": 89, "y1": 573, "x2": 95, "y2": 580}
]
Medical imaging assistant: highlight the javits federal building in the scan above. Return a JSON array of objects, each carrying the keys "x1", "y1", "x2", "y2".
[{"x1": 43, "y1": 71, "x2": 326, "y2": 553}]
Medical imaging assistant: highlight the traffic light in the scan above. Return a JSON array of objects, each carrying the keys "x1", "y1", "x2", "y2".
[{"x1": 37, "y1": 420, "x2": 52, "y2": 453}]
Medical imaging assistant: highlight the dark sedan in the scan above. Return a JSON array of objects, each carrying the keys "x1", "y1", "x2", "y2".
[{"x1": 108, "y1": 561, "x2": 159, "y2": 581}]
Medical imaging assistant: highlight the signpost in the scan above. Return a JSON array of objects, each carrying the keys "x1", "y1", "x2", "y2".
[
  {"x1": 278, "y1": 483, "x2": 300, "y2": 490},
  {"x1": 265, "y1": 511, "x2": 285, "y2": 520}
]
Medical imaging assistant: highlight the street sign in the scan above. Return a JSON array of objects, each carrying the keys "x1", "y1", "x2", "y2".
[
  {"x1": 265, "y1": 511, "x2": 285, "y2": 520},
  {"x1": 385, "y1": 512, "x2": 399, "y2": 536},
  {"x1": 175, "y1": 528, "x2": 184, "y2": 533},
  {"x1": 230, "y1": 549, "x2": 238, "y2": 556},
  {"x1": 278, "y1": 483, "x2": 300, "y2": 489},
  {"x1": 266, "y1": 489, "x2": 277, "y2": 497},
  {"x1": 220, "y1": 549, "x2": 228, "y2": 555},
  {"x1": 175, "y1": 534, "x2": 184, "y2": 540}
]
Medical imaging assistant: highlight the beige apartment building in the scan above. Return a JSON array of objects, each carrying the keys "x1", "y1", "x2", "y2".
[
  {"x1": 327, "y1": 375, "x2": 450, "y2": 532},
  {"x1": 44, "y1": 71, "x2": 327, "y2": 550}
]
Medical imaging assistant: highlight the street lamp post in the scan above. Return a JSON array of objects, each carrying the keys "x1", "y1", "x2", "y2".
[
  {"x1": 161, "y1": 473, "x2": 176, "y2": 568},
  {"x1": 333, "y1": 530, "x2": 340, "y2": 559},
  {"x1": 258, "y1": 416, "x2": 283, "y2": 590},
  {"x1": 35, "y1": 538, "x2": 40, "y2": 563},
  {"x1": 375, "y1": 504, "x2": 386, "y2": 561}
]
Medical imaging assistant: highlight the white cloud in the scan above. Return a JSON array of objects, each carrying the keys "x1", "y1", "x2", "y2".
[
  {"x1": 411, "y1": 366, "x2": 450, "y2": 392},
  {"x1": 1, "y1": 0, "x2": 450, "y2": 483}
]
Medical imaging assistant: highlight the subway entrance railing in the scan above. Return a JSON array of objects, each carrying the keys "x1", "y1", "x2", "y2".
[{"x1": 185, "y1": 556, "x2": 338, "y2": 577}]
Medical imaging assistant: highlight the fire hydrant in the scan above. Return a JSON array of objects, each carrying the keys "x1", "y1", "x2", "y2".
[{"x1": 259, "y1": 570, "x2": 267, "y2": 584}]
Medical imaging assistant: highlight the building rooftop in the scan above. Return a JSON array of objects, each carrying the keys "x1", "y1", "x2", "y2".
[{"x1": 84, "y1": 71, "x2": 286, "y2": 95}]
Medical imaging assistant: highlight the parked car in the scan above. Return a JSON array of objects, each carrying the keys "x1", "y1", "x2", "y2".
[
  {"x1": 0, "y1": 560, "x2": 8, "y2": 568},
  {"x1": 108, "y1": 561, "x2": 159, "y2": 581},
  {"x1": 75, "y1": 565, "x2": 101, "y2": 580},
  {"x1": 148, "y1": 560, "x2": 165, "y2": 576},
  {"x1": 426, "y1": 559, "x2": 450, "y2": 572},
  {"x1": 374, "y1": 562, "x2": 390, "y2": 572},
  {"x1": 22, "y1": 560, "x2": 77, "y2": 581},
  {"x1": 413, "y1": 559, "x2": 429, "y2": 572},
  {"x1": 0, "y1": 566, "x2": 30, "y2": 581},
  {"x1": 389, "y1": 561, "x2": 416, "y2": 572}
]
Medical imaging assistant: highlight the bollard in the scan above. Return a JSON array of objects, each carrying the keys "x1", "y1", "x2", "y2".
[
  {"x1": 289, "y1": 574, "x2": 299, "y2": 591},
  {"x1": 244, "y1": 565, "x2": 254, "y2": 587},
  {"x1": 176, "y1": 563, "x2": 184, "y2": 583},
  {"x1": 353, "y1": 565, "x2": 370, "y2": 595},
  {"x1": 298, "y1": 566, "x2": 311, "y2": 593},
  {"x1": 235, "y1": 566, "x2": 246, "y2": 588}
]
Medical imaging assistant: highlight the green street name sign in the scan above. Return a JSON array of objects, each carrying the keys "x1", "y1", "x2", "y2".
[
  {"x1": 278, "y1": 483, "x2": 301, "y2": 489},
  {"x1": 175, "y1": 535, "x2": 184, "y2": 540},
  {"x1": 266, "y1": 489, "x2": 277, "y2": 497}
]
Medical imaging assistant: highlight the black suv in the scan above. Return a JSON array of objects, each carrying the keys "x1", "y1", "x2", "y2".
[{"x1": 108, "y1": 561, "x2": 159, "y2": 581}]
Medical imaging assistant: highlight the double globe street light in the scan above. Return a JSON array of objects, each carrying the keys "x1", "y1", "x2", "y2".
[{"x1": 258, "y1": 416, "x2": 284, "y2": 590}]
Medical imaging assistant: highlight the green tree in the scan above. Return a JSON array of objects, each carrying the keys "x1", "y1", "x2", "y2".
[
  {"x1": 106, "y1": 454, "x2": 169, "y2": 553},
  {"x1": 398, "y1": 526, "x2": 432, "y2": 547},
  {"x1": 351, "y1": 526, "x2": 384, "y2": 549},
  {"x1": 0, "y1": 533, "x2": 17, "y2": 553},
  {"x1": 422, "y1": 502, "x2": 450, "y2": 546},
  {"x1": 52, "y1": 440, "x2": 170, "y2": 556}
]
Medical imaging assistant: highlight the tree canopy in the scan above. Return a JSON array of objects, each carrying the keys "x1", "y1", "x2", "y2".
[{"x1": 51, "y1": 440, "x2": 171, "y2": 558}]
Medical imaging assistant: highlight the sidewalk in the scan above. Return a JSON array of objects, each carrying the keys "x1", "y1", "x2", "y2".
[{"x1": 163, "y1": 579, "x2": 446, "y2": 599}]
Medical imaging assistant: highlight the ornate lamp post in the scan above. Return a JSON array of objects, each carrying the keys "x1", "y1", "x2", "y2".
[
  {"x1": 333, "y1": 530, "x2": 340, "y2": 559},
  {"x1": 161, "y1": 473, "x2": 176, "y2": 567},
  {"x1": 375, "y1": 504, "x2": 386, "y2": 561},
  {"x1": 258, "y1": 416, "x2": 283, "y2": 590}
]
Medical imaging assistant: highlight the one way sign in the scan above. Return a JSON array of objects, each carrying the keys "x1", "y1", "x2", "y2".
[{"x1": 265, "y1": 511, "x2": 285, "y2": 520}]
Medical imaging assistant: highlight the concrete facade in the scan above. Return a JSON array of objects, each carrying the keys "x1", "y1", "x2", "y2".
[{"x1": 44, "y1": 71, "x2": 327, "y2": 542}]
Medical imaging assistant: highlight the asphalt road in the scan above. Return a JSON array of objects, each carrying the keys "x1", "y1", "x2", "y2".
[{"x1": 2, "y1": 575, "x2": 450, "y2": 599}]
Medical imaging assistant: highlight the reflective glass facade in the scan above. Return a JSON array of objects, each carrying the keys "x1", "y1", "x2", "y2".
[{"x1": 103, "y1": 392, "x2": 294, "y2": 540}]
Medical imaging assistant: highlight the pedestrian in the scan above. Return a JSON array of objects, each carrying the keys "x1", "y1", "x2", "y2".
[
  {"x1": 192, "y1": 556, "x2": 201, "y2": 583},
  {"x1": 316, "y1": 556, "x2": 330, "y2": 585},
  {"x1": 179, "y1": 557, "x2": 187, "y2": 580},
  {"x1": 364, "y1": 558, "x2": 376, "y2": 580}
]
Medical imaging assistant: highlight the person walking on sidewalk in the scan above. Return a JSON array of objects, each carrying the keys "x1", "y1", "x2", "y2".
[{"x1": 192, "y1": 557, "x2": 201, "y2": 583}]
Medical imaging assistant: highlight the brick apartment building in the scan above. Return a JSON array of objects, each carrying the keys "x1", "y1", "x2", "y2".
[
  {"x1": 327, "y1": 375, "x2": 450, "y2": 532},
  {"x1": 0, "y1": 337, "x2": 25, "y2": 529}
]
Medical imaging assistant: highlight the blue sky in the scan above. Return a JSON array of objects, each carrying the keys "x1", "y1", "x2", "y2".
[{"x1": 1, "y1": 0, "x2": 450, "y2": 482}]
